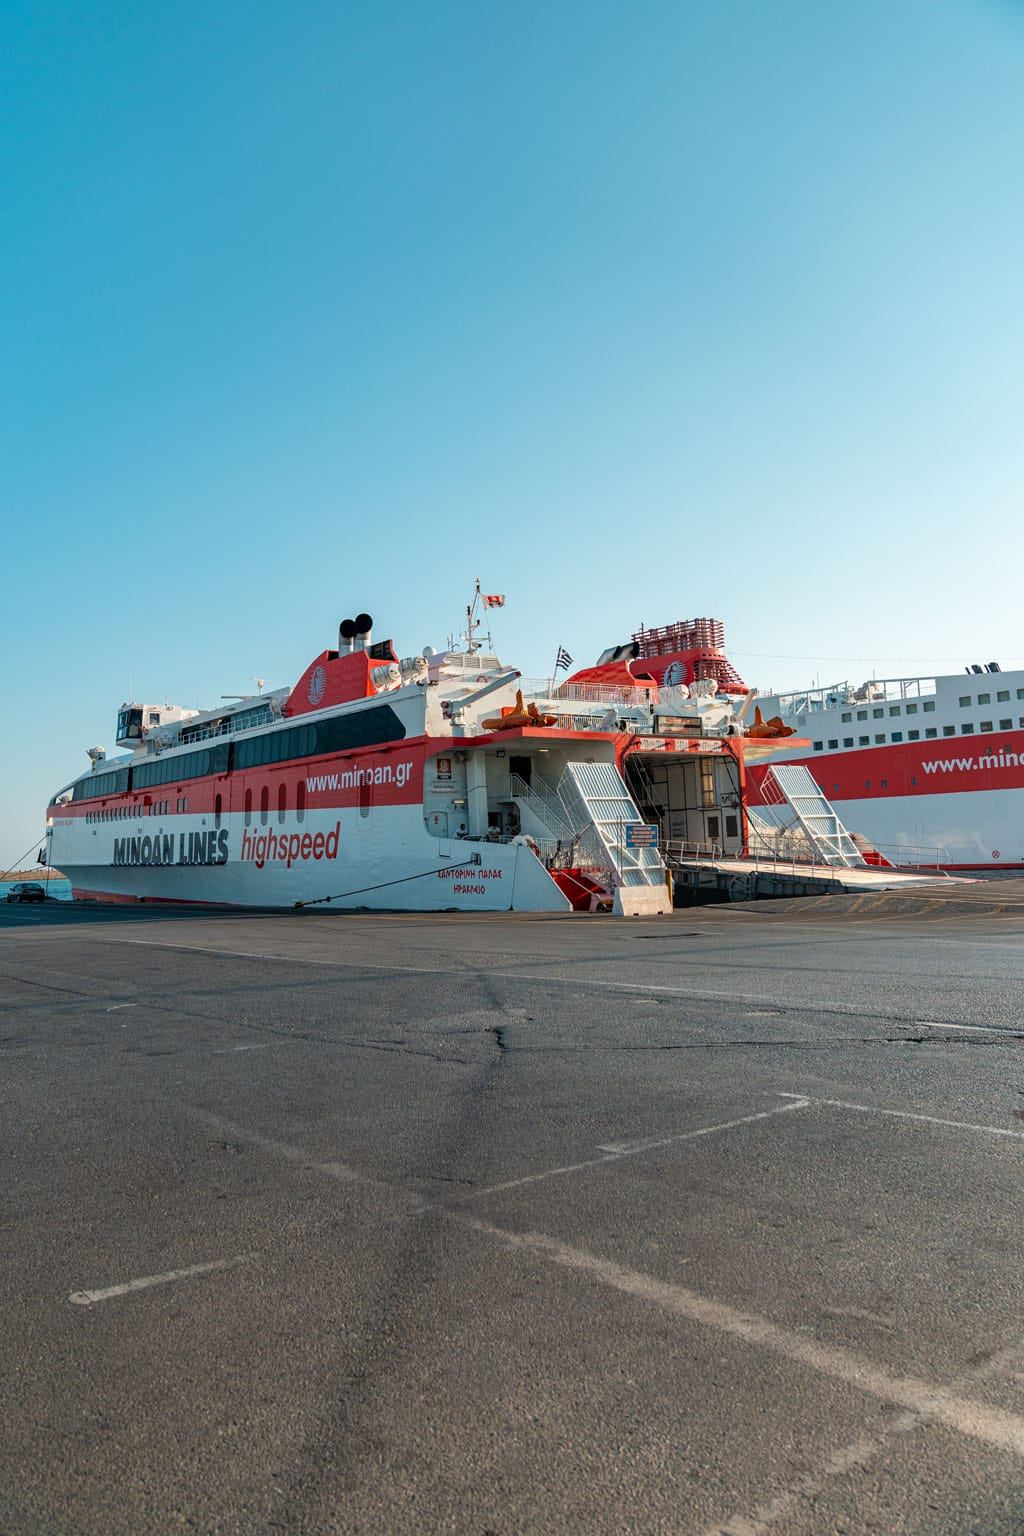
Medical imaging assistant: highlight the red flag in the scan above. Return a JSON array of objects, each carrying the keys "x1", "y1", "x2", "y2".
[{"x1": 483, "y1": 594, "x2": 506, "y2": 609}]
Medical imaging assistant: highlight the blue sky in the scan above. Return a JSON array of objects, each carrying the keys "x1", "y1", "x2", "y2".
[{"x1": 3, "y1": 0, "x2": 1023, "y2": 865}]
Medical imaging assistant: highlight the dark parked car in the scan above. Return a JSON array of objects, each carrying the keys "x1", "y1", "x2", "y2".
[{"x1": 5, "y1": 882, "x2": 46, "y2": 904}]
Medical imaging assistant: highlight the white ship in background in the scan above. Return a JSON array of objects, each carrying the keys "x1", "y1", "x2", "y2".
[
  {"x1": 751, "y1": 663, "x2": 1024, "y2": 868},
  {"x1": 585, "y1": 618, "x2": 1024, "y2": 869}
]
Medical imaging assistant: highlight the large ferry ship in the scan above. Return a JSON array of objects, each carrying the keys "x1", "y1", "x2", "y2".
[
  {"x1": 586, "y1": 618, "x2": 1024, "y2": 870},
  {"x1": 43, "y1": 595, "x2": 811, "y2": 914}
]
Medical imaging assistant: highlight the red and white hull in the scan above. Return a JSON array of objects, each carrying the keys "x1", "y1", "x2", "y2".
[
  {"x1": 48, "y1": 729, "x2": 575, "y2": 912},
  {"x1": 748, "y1": 735, "x2": 1024, "y2": 868},
  {"x1": 53, "y1": 803, "x2": 571, "y2": 910}
]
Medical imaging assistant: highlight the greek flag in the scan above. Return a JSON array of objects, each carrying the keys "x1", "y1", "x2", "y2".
[{"x1": 555, "y1": 646, "x2": 573, "y2": 671}]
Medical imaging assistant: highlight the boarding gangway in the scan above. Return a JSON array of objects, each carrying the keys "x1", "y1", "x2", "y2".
[{"x1": 756, "y1": 764, "x2": 866, "y2": 868}]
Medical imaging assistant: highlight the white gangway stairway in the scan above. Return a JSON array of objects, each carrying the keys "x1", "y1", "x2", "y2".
[
  {"x1": 752, "y1": 764, "x2": 866, "y2": 868},
  {"x1": 557, "y1": 762, "x2": 671, "y2": 914}
]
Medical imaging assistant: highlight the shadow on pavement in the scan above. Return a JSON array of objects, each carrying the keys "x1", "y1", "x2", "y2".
[{"x1": 0, "y1": 901, "x2": 291, "y2": 929}]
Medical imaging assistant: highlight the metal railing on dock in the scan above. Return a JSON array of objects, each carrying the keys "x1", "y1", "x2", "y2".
[{"x1": 663, "y1": 838, "x2": 952, "y2": 878}]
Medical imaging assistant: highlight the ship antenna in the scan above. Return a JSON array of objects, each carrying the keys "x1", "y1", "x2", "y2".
[
  {"x1": 452, "y1": 579, "x2": 496, "y2": 654},
  {"x1": 461, "y1": 578, "x2": 484, "y2": 654}
]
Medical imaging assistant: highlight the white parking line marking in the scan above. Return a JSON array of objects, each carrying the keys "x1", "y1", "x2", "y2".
[
  {"x1": 703, "y1": 1422, "x2": 918, "y2": 1536},
  {"x1": 700, "y1": 1339, "x2": 1024, "y2": 1535},
  {"x1": 468, "y1": 1101, "x2": 811, "y2": 1199},
  {"x1": 597, "y1": 1101, "x2": 810, "y2": 1156},
  {"x1": 185, "y1": 1109, "x2": 425, "y2": 1211},
  {"x1": 778, "y1": 1092, "x2": 1024, "y2": 1141},
  {"x1": 461, "y1": 1217, "x2": 1024, "y2": 1457},
  {"x1": 210, "y1": 1041, "x2": 275, "y2": 1053},
  {"x1": 69, "y1": 1253, "x2": 254, "y2": 1306},
  {"x1": 189, "y1": 1110, "x2": 362, "y2": 1181},
  {"x1": 179, "y1": 1108, "x2": 1024, "y2": 1458},
  {"x1": 915, "y1": 1020, "x2": 1011, "y2": 1035}
]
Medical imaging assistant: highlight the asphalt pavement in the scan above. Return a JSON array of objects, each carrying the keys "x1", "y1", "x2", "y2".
[{"x1": 2, "y1": 898, "x2": 1024, "y2": 1534}]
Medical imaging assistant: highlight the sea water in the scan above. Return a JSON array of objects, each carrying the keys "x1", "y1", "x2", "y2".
[{"x1": 0, "y1": 877, "x2": 73, "y2": 901}]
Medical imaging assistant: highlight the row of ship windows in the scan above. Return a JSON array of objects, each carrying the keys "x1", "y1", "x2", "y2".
[
  {"x1": 837, "y1": 689, "x2": 1024, "y2": 724},
  {"x1": 236, "y1": 784, "x2": 369, "y2": 826},
  {"x1": 957, "y1": 690, "x2": 1024, "y2": 706},
  {"x1": 814, "y1": 720, "x2": 1024, "y2": 751},
  {"x1": 244, "y1": 784, "x2": 310, "y2": 826},
  {"x1": 88, "y1": 799, "x2": 182, "y2": 822},
  {"x1": 87, "y1": 788, "x2": 313, "y2": 825},
  {"x1": 68, "y1": 704, "x2": 406, "y2": 804},
  {"x1": 840, "y1": 702, "x2": 934, "y2": 721}
]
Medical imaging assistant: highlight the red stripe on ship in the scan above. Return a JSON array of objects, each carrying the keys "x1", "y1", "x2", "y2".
[
  {"x1": 747, "y1": 732, "x2": 1024, "y2": 803},
  {"x1": 50, "y1": 741, "x2": 434, "y2": 820}
]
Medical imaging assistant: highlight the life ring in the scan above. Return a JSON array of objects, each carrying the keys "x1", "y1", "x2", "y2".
[
  {"x1": 476, "y1": 675, "x2": 488, "y2": 684},
  {"x1": 992, "y1": 849, "x2": 1000, "y2": 859}
]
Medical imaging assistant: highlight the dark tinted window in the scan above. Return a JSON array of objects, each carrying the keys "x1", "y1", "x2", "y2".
[
  {"x1": 117, "y1": 707, "x2": 143, "y2": 740},
  {"x1": 72, "y1": 767, "x2": 130, "y2": 801},
  {"x1": 132, "y1": 743, "x2": 230, "y2": 790},
  {"x1": 233, "y1": 705, "x2": 406, "y2": 771}
]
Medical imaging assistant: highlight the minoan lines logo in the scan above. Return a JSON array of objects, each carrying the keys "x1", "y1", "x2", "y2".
[
  {"x1": 308, "y1": 664, "x2": 327, "y2": 706},
  {"x1": 113, "y1": 830, "x2": 229, "y2": 867}
]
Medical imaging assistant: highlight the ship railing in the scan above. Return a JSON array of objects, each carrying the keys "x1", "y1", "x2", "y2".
[
  {"x1": 751, "y1": 817, "x2": 951, "y2": 873},
  {"x1": 451, "y1": 828, "x2": 614, "y2": 883},
  {"x1": 179, "y1": 722, "x2": 232, "y2": 745},
  {"x1": 664, "y1": 835, "x2": 952, "y2": 879},
  {"x1": 495, "y1": 774, "x2": 621, "y2": 887},
  {"x1": 770, "y1": 675, "x2": 939, "y2": 713},
  {"x1": 665, "y1": 838, "x2": 728, "y2": 865},
  {"x1": 665, "y1": 838, "x2": 835, "y2": 880},
  {"x1": 451, "y1": 831, "x2": 532, "y2": 849},
  {"x1": 450, "y1": 830, "x2": 555, "y2": 856},
  {"x1": 179, "y1": 704, "x2": 276, "y2": 746},
  {"x1": 500, "y1": 774, "x2": 581, "y2": 840},
  {"x1": 857, "y1": 842, "x2": 952, "y2": 873},
  {"x1": 518, "y1": 678, "x2": 653, "y2": 706},
  {"x1": 496, "y1": 692, "x2": 651, "y2": 736},
  {"x1": 544, "y1": 711, "x2": 647, "y2": 733}
]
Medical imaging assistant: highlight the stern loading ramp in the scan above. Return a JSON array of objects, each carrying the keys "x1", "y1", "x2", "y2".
[
  {"x1": 622, "y1": 757, "x2": 966, "y2": 904},
  {"x1": 667, "y1": 854, "x2": 967, "y2": 906}
]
